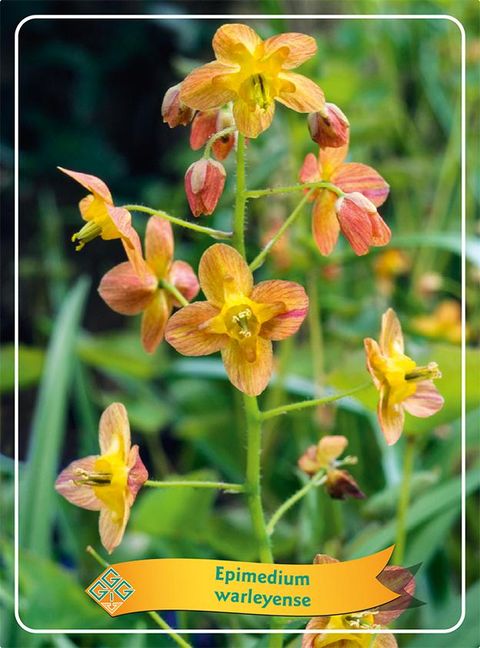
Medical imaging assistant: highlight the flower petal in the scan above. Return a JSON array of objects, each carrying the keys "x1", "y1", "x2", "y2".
[
  {"x1": 277, "y1": 72, "x2": 325, "y2": 113},
  {"x1": 251, "y1": 280, "x2": 308, "y2": 340},
  {"x1": 199, "y1": 243, "x2": 253, "y2": 307},
  {"x1": 301, "y1": 616, "x2": 330, "y2": 648},
  {"x1": 378, "y1": 385, "x2": 405, "y2": 445},
  {"x1": 263, "y1": 33, "x2": 317, "y2": 69},
  {"x1": 369, "y1": 210, "x2": 391, "y2": 246},
  {"x1": 98, "y1": 403, "x2": 131, "y2": 459},
  {"x1": 127, "y1": 444, "x2": 149, "y2": 503},
  {"x1": 212, "y1": 23, "x2": 262, "y2": 64},
  {"x1": 233, "y1": 98, "x2": 275, "y2": 138},
  {"x1": 332, "y1": 162, "x2": 389, "y2": 207},
  {"x1": 373, "y1": 634, "x2": 398, "y2": 648},
  {"x1": 104, "y1": 205, "x2": 145, "y2": 276},
  {"x1": 299, "y1": 152, "x2": 320, "y2": 186},
  {"x1": 170, "y1": 260, "x2": 200, "y2": 304},
  {"x1": 98, "y1": 262, "x2": 157, "y2": 315},
  {"x1": 312, "y1": 191, "x2": 340, "y2": 256},
  {"x1": 141, "y1": 290, "x2": 171, "y2": 354},
  {"x1": 335, "y1": 195, "x2": 373, "y2": 256},
  {"x1": 376, "y1": 565, "x2": 416, "y2": 626},
  {"x1": 165, "y1": 302, "x2": 229, "y2": 355},
  {"x1": 99, "y1": 504, "x2": 129, "y2": 554},
  {"x1": 403, "y1": 380, "x2": 444, "y2": 417},
  {"x1": 190, "y1": 111, "x2": 218, "y2": 150},
  {"x1": 222, "y1": 337, "x2": 273, "y2": 396},
  {"x1": 58, "y1": 167, "x2": 112, "y2": 204},
  {"x1": 364, "y1": 337, "x2": 383, "y2": 389},
  {"x1": 316, "y1": 435, "x2": 348, "y2": 466},
  {"x1": 380, "y1": 307, "x2": 404, "y2": 355},
  {"x1": 145, "y1": 217, "x2": 173, "y2": 279},
  {"x1": 319, "y1": 143, "x2": 349, "y2": 175},
  {"x1": 55, "y1": 456, "x2": 102, "y2": 511},
  {"x1": 180, "y1": 61, "x2": 237, "y2": 111}
]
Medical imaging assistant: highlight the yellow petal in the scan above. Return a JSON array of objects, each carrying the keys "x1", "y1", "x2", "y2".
[
  {"x1": 251, "y1": 280, "x2": 308, "y2": 340},
  {"x1": 99, "y1": 504, "x2": 130, "y2": 555},
  {"x1": 165, "y1": 301, "x2": 229, "y2": 355},
  {"x1": 199, "y1": 243, "x2": 253, "y2": 307},
  {"x1": 141, "y1": 290, "x2": 171, "y2": 354},
  {"x1": 319, "y1": 143, "x2": 349, "y2": 177},
  {"x1": 180, "y1": 61, "x2": 237, "y2": 111},
  {"x1": 213, "y1": 23, "x2": 262, "y2": 64},
  {"x1": 145, "y1": 217, "x2": 173, "y2": 278},
  {"x1": 364, "y1": 337, "x2": 383, "y2": 389},
  {"x1": 58, "y1": 167, "x2": 112, "y2": 204},
  {"x1": 221, "y1": 337, "x2": 272, "y2": 396},
  {"x1": 233, "y1": 98, "x2": 275, "y2": 138},
  {"x1": 380, "y1": 307, "x2": 404, "y2": 355},
  {"x1": 312, "y1": 191, "x2": 340, "y2": 256},
  {"x1": 98, "y1": 403, "x2": 131, "y2": 459},
  {"x1": 263, "y1": 32, "x2": 317, "y2": 69},
  {"x1": 276, "y1": 72, "x2": 325, "y2": 113},
  {"x1": 378, "y1": 385, "x2": 405, "y2": 445},
  {"x1": 55, "y1": 456, "x2": 102, "y2": 511}
]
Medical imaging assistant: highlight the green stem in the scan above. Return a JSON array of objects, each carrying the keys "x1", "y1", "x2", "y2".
[
  {"x1": 160, "y1": 279, "x2": 189, "y2": 307},
  {"x1": 260, "y1": 383, "x2": 372, "y2": 421},
  {"x1": 203, "y1": 126, "x2": 236, "y2": 158},
  {"x1": 233, "y1": 133, "x2": 247, "y2": 256},
  {"x1": 86, "y1": 546, "x2": 192, "y2": 647},
  {"x1": 393, "y1": 436, "x2": 416, "y2": 565},
  {"x1": 144, "y1": 479, "x2": 244, "y2": 492},
  {"x1": 246, "y1": 181, "x2": 344, "y2": 200},
  {"x1": 122, "y1": 204, "x2": 232, "y2": 240},
  {"x1": 244, "y1": 395, "x2": 274, "y2": 564},
  {"x1": 266, "y1": 471, "x2": 327, "y2": 536},
  {"x1": 249, "y1": 189, "x2": 315, "y2": 272}
]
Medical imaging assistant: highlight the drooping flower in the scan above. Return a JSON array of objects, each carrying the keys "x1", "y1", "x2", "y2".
[
  {"x1": 190, "y1": 106, "x2": 237, "y2": 160},
  {"x1": 298, "y1": 435, "x2": 364, "y2": 500},
  {"x1": 302, "y1": 555, "x2": 415, "y2": 648},
  {"x1": 58, "y1": 167, "x2": 142, "y2": 272},
  {"x1": 411, "y1": 299, "x2": 466, "y2": 344},
  {"x1": 184, "y1": 158, "x2": 226, "y2": 217},
  {"x1": 364, "y1": 308, "x2": 444, "y2": 445},
  {"x1": 180, "y1": 23, "x2": 325, "y2": 138},
  {"x1": 308, "y1": 102, "x2": 349, "y2": 148},
  {"x1": 165, "y1": 243, "x2": 308, "y2": 396},
  {"x1": 162, "y1": 83, "x2": 195, "y2": 127},
  {"x1": 99, "y1": 217, "x2": 199, "y2": 353},
  {"x1": 299, "y1": 140, "x2": 390, "y2": 256},
  {"x1": 55, "y1": 403, "x2": 148, "y2": 554}
]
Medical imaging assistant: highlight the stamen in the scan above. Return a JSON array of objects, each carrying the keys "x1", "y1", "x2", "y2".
[
  {"x1": 406, "y1": 361, "x2": 442, "y2": 382},
  {"x1": 232, "y1": 309, "x2": 253, "y2": 338},
  {"x1": 71, "y1": 220, "x2": 102, "y2": 251},
  {"x1": 73, "y1": 467, "x2": 112, "y2": 486}
]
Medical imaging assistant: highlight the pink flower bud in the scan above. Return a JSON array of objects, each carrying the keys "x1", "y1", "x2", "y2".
[
  {"x1": 335, "y1": 191, "x2": 390, "y2": 255},
  {"x1": 162, "y1": 83, "x2": 195, "y2": 128},
  {"x1": 308, "y1": 102, "x2": 349, "y2": 148},
  {"x1": 185, "y1": 158, "x2": 226, "y2": 217}
]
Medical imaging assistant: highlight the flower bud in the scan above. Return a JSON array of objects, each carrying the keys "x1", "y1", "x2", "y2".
[
  {"x1": 212, "y1": 107, "x2": 236, "y2": 161},
  {"x1": 335, "y1": 191, "x2": 390, "y2": 256},
  {"x1": 184, "y1": 158, "x2": 226, "y2": 217},
  {"x1": 325, "y1": 469, "x2": 365, "y2": 500},
  {"x1": 308, "y1": 102, "x2": 349, "y2": 148},
  {"x1": 162, "y1": 83, "x2": 195, "y2": 128}
]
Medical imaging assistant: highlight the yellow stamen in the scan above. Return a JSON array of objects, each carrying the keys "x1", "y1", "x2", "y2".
[
  {"x1": 73, "y1": 468, "x2": 112, "y2": 486},
  {"x1": 72, "y1": 220, "x2": 102, "y2": 251}
]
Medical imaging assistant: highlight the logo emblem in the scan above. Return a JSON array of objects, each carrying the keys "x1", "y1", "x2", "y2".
[{"x1": 87, "y1": 567, "x2": 135, "y2": 614}]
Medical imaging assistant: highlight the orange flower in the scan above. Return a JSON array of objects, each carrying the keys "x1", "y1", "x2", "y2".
[
  {"x1": 299, "y1": 140, "x2": 390, "y2": 256},
  {"x1": 411, "y1": 299, "x2": 466, "y2": 344},
  {"x1": 58, "y1": 167, "x2": 142, "y2": 272},
  {"x1": 55, "y1": 403, "x2": 148, "y2": 554},
  {"x1": 364, "y1": 308, "x2": 444, "y2": 445},
  {"x1": 180, "y1": 23, "x2": 325, "y2": 138},
  {"x1": 165, "y1": 243, "x2": 308, "y2": 396},
  {"x1": 99, "y1": 217, "x2": 199, "y2": 353}
]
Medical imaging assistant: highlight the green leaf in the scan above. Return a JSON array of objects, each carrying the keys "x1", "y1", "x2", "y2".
[
  {"x1": 20, "y1": 278, "x2": 89, "y2": 558},
  {"x1": 0, "y1": 344, "x2": 45, "y2": 393}
]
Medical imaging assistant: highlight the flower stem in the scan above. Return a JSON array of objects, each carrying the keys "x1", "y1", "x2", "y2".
[
  {"x1": 245, "y1": 181, "x2": 344, "y2": 200},
  {"x1": 393, "y1": 435, "x2": 416, "y2": 565},
  {"x1": 86, "y1": 546, "x2": 192, "y2": 647},
  {"x1": 244, "y1": 395, "x2": 274, "y2": 564},
  {"x1": 249, "y1": 189, "x2": 315, "y2": 272},
  {"x1": 233, "y1": 133, "x2": 247, "y2": 256},
  {"x1": 203, "y1": 126, "x2": 236, "y2": 158},
  {"x1": 122, "y1": 204, "x2": 232, "y2": 240},
  {"x1": 266, "y1": 471, "x2": 327, "y2": 536},
  {"x1": 260, "y1": 383, "x2": 372, "y2": 421},
  {"x1": 144, "y1": 479, "x2": 244, "y2": 493},
  {"x1": 159, "y1": 279, "x2": 189, "y2": 307}
]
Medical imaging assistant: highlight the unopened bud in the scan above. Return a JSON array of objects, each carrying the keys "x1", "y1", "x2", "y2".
[
  {"x1": 184, "y1": 158, "x2": 226, "y2": 217},
  {"x1": 325, "y1": 469, "x2": 365, "y2": 500},
  {"x1": 335, "y1": 192, "x2": 390, "y2": 256},
  {"x1": 308, "y1": 102, "x2": 350, "y2": 148},
  {"x1": 162, "y1": 83, "x2": 195, "y2": 128}
]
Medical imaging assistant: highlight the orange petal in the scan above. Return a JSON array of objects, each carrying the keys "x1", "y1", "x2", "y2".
[
  {"x1": 301, "y1": 616, "x2": 330, "y2": 648},
  {"x1": 141, "y1": 290, "x2": 171, "y2": 354},
  {"x1": 165, "y1": 301, "x2": 229, "y2": 356},
  {"x1": 221, "y1": 337, "x2": 273, "y2": 396},
  {"x1": 251, "y1": 280, "x2": 308, "y2": 340},
  {"x1": 212, "y1": 23, "x2": 262, "y2": 64},
  {"x1": 58, "y1": 167, "x2": 112, "y2": 204},
  {"x1": 98, "y1": 262, "x2": 157, "y2": 315},
  {"x1": 145, "y1": 217, "x2": 173, "y2": 278},
  {"x1": 233, "y1": 98, "x2": 275, "y2": 138},
  {"x1": 170, "y1": 260, "x2": 200, "y2": 304},
  {"x1": 55, "y1": 456, "x2": 102, "y2": 511},
  {"x1": 298, "y1": 445, "x2": 321, "y2": 474},
  {"x1": 312, "y1": 191, "x2": 340, "y2": 256},
  {"x1": 403, "y1": 381, "x2": 444, "y2": 418},
  {"x1": 364, "y1": 337, "x2": 383, "y2": 389},
  {"x1": 263, "y1": 33, "x2": 317, "y2": 69},
  {"x1": 199, "y1": 243, "x2": 253, "y2": 307},
  {"x1": 98, "y1": 403, "x2": 131, "y2": 459},
  {"x1": 332, "y1": 162, "x2": 389, "y2": 207},
  {"x1": 299, "y1": 152, "x2": 320, "y2": 186},
  {"x1": 99, "y1": 504, "x2": 129, "y2": 554},
  {"x1": 373, "y1": 634, "x2": 398, "y2": 648},
  {"x1": 277, "y1": 72, "x2": 325, "y2": 113},
  {"x1": 127, "y1": 445, "x2": 149, "y2": 503},
  {"x1": 190, "y1": 111, "x2": 218, "y2": 150},
  {"x1": 319, "y1": 142, "x2": 349, "y2": 176},
  {"x1": 380, "y1": 308, "x2": 404, "y2": 355},
  {"x1": 378, "y1": 385, "x2": 404, "y2": 445},
  {"x1": 335, "y1": 194, "x2": 374, "y2": 256},
  {"x1": 316, "y1": 435, "x2": 348, "y2": 466},
  {"x1": 180, "y1": 61, "x2": 237, "y2": 111}
]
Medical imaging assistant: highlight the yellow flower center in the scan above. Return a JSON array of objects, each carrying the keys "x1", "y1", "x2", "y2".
[
  {"x1": 72, "y1": 219, "x2": 103, "y2": 251},
  {"x1": 225, "y1": 305, "x2": 260, "y2": 341},
  {"x1": 315, "y1": 613, "x2": 379, "y2": 648},
  {"x1": 372, "y1": 351, "x2": 441, "y2": 406},
  {"x1": 240, "y1": 73, "x2": 273, "y2": 111}
]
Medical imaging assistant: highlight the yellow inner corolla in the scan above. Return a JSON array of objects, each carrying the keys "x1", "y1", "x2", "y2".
[
  {"x1": 72, "y1": 195, "x2": 117, "y2": 250},
  {"x1": 372, "y1": 350, "x2": 441, "y2": 406},
  {"x1": 319, "y1": 612, "x2": 378, "y2": 648}
]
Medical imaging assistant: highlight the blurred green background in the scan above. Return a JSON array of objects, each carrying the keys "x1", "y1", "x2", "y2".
[{"x1": 1, "y1": 1, "x2": 479, "y2": 646}]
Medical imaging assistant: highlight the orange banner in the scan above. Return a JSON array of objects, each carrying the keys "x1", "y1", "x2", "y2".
[{"x1": 86, "y1": 546, "x2": 399, "y2": 617}]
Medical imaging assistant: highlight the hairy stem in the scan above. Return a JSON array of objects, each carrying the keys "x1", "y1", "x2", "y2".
[
  {"x1": 393, "y1": 436, "x2": 416, "y2": 564},
  {"x1": 159, "y1": 278, "x2": 189, "y2": 307},
  {"x1": 203, "y1": 125, "x2": 236, "y2": 158},
  {"x1": 233, "y1": 133, "x2": 247, "y2": 256},
  {"x1": 246, "y1": 181, "x2": 344, "y2": 200},
  {"x1": 145, "y1": 479, "x2": 244, "y2": 492}
]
